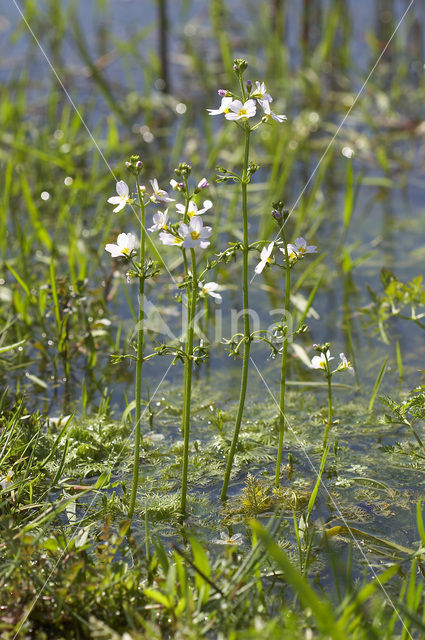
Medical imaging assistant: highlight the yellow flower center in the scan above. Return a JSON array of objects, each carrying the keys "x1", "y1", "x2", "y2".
[
  {"x1": 190, "y1": 231, "x2": 200, "y2": 240},
  {"x1": 240, "y1": 108, "x2": 247, "y2": 116},
  {"x1": 266, "y1": 257, "x2": 272, "y2": 263},
  {"x1": 121, "y1": 247, "x2": 130, "y2": 256},
  {"x1": 223, "y1": 107, "x2": 229, "y2": 113},
  {"x1": 173, "y1": 238, "x2": 181, "y2": 244}
]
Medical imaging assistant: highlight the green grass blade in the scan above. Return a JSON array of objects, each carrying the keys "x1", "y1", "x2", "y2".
[{"x1": 368, "y1": 356, "x2": 388, "y2": 412}]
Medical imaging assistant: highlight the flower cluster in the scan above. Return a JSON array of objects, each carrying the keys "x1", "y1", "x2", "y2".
[
  {"x1": 310, "y1": 343, "x2": 354, "y2": 375},
  {"x1": 105, "y1": 173, "x2": 176, "y2": 258},
  {"x1": 105, "y1": 172, "x2": 214, "y2": 254},
  {"x1": 208, "y1": 80, "x2": 286, "y2": 126},
  {"x1": 105, "y1": 162, "x2": 221, "y2": 302},
  {"x1": 150, "y1": 182, "x2": 213, "y2": 251},
  {"x1": 254, "y1": 236, "x2": 317, "y2": 275}
]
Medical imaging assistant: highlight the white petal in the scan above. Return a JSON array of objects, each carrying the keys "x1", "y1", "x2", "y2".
[
  {"x1": 204, "y1": 282, "x2": 219, "y2": 292},
  {"x1": 113, "y1": 201, "x2": 126, "y2": 213},
  {"x1": 190, "y1": 216, "x2": 202, "y2": 233},
  {"x1": 107, "y1": 196, "x2": 122, "y2": 205},
  {"x1": 229, "y1": 99, "x2": 243, "y2": 112},
  {"x1": 105, "y1": 244, "x2": 122, "y2": 257},
  {"x1": 116, "y1": 181, "x2": 129, "y2": 197},
  {"x1": 199, "y1": 226, "x2": 212, "y2": 239},
  {"x1": 255, "y1": 260, "x2": 266, "y2": 274},
  {"x1": 266, "y1": 241, "x2": 274, "y2": 257},
  {"x1": 179, "y1": 222, "x2": 189, "y2": 237}
]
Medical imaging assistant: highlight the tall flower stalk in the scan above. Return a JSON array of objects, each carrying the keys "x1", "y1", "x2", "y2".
[
  {"x1": 181, "y1": 245, "x2": 198, "y2": 513},
  {"x1": 207, "y1": 60, "x2": 287, "y2": 501},
  {"x1": 129, "y1": 172, "x2": 146, "y2": 519},
  {"x1": 179, "y1": 167, "x2": 199, "y2": 514},
  {"x1": 148, "y1": 164, "x2": 215, "y2": 514},
  {"x1": 310, "y1": 344, "x2": 354, "y2": 449},
  {"x1": 105, "y1": 157, "x2": 167, "y2": 519},
  {"x1": 220, "y1": 120, "x2": 251, "y2": 501},
  {"x1": 255, "y1": 210, "x2": 317, "y2": 485},
  {"x1": 275, "y1": 215, "x2": 291, "y2": 487}
]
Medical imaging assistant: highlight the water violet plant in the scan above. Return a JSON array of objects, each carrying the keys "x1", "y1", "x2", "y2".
[
  {"x1": 105, "y1": 156, "x2": 161, "y2": 518},
  {"x1": 269, "y1": 203, "x2": 317, "y2": 486},
  {"x1": 149, "y1": 162, "x2": 216, "y2": 514},
  {"x1": 208, "y1": 59, "x2": 287, "y2": 501},
  {"x1": 310, "y1": 343, "x2": 355, "y2": 448}
]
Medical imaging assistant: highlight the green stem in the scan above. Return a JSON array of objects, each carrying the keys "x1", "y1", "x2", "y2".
[
  {"x1": 181, "y1": 248, "x2": 197, "y2": 514},
  {"x1": 129, "y1": 176, "x2": 145, "y2": 519},
  {"x1": 322, "y1": 369, "x2": 332, "y2": 449},
  {"x1": 275, "y1": 231, "x2": 291, "y2": 487},
  {"x1": 221, "y1": 125, "x2": 251, "y2": 501}
]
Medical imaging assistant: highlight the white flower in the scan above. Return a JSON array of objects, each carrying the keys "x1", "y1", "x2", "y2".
[
  {"x1": 310, "y1": 350, "x2": 333, "y2": 371},
  {"x1": 179, "y1": 216, "x2": 212, "y2": 249},
  {"x1": 159, "y1": 231, "x2": 183, "y2": 247},
  {"x1": 279, "y1": 245, "x2": 298, "y2": 263},
  {"x1": 338, "y1": 353, "x2": 355, "y2": 375},
  {"x1": 251, "y1": 81, "x2": 273, "y2": 103},
  {"x1": 148, "y1": 209, "x2": 168, "y2": 232},
  {"x1": 260, "y1": 99, "x2": 287, "y2": 123},
  {"x1": 199, "y1": 281, "x2": 222, "y2": 302},
  {"x1": 105, "y1": 233, "x2": 136, "y2": 258},
  {"x1": 281, "y1": 237, "x2": 317, "y2": 263},
  {"x1": 207, "y1": 96, "x2": 233, "y2": 116},
  {"x1": 291, "y1": 237, "x2": 317, "y2": 256},
  {"x1": 225, "y1": 99, "x2": 257, "y2": 121},
  {"x1": 107, "y1": 181, "x2": 131, "y2": 213},
  {"x1": 212, "y1": 532, "x2": 244, "y2": 546},
  {"x1": 0, "y1": 469, "x2": 13, "y2": 491},
  {"x1": 175, "y1": 200, "x2": 213, "y2": 218},
  {"x1": 255, "y1": 242, "x2": 274, "y2": 274},
  {"x1": 150, "y1": 179, "x2": 175, "y2": 204}
]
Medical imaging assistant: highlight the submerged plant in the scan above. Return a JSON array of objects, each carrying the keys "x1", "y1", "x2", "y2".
[{"x1": 209, "y1": 59, "x2": 287, "y2": 501}]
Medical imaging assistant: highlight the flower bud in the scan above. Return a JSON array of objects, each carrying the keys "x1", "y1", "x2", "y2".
[
  {"x1": 218, "y1": 89, "x2": 227, "y2": 97},
  {"x1": 197, "y1": 178, "x2": 209, "y2": 190},
  {"x1": 175, "y1": 162, "x2": 192, "y2": 178},
  {"x1": 233, "y1": 58, "x2": 248, "y2": 75},
  {"x1": 272, "y1": 209, "x2": 281, "y2": 221},
  {"x1": 170, "y1": 179, "x2": 184, "y2": 192},
  {"x1": 125, "y1": 154, "x2": 143, "y2": 175}
]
